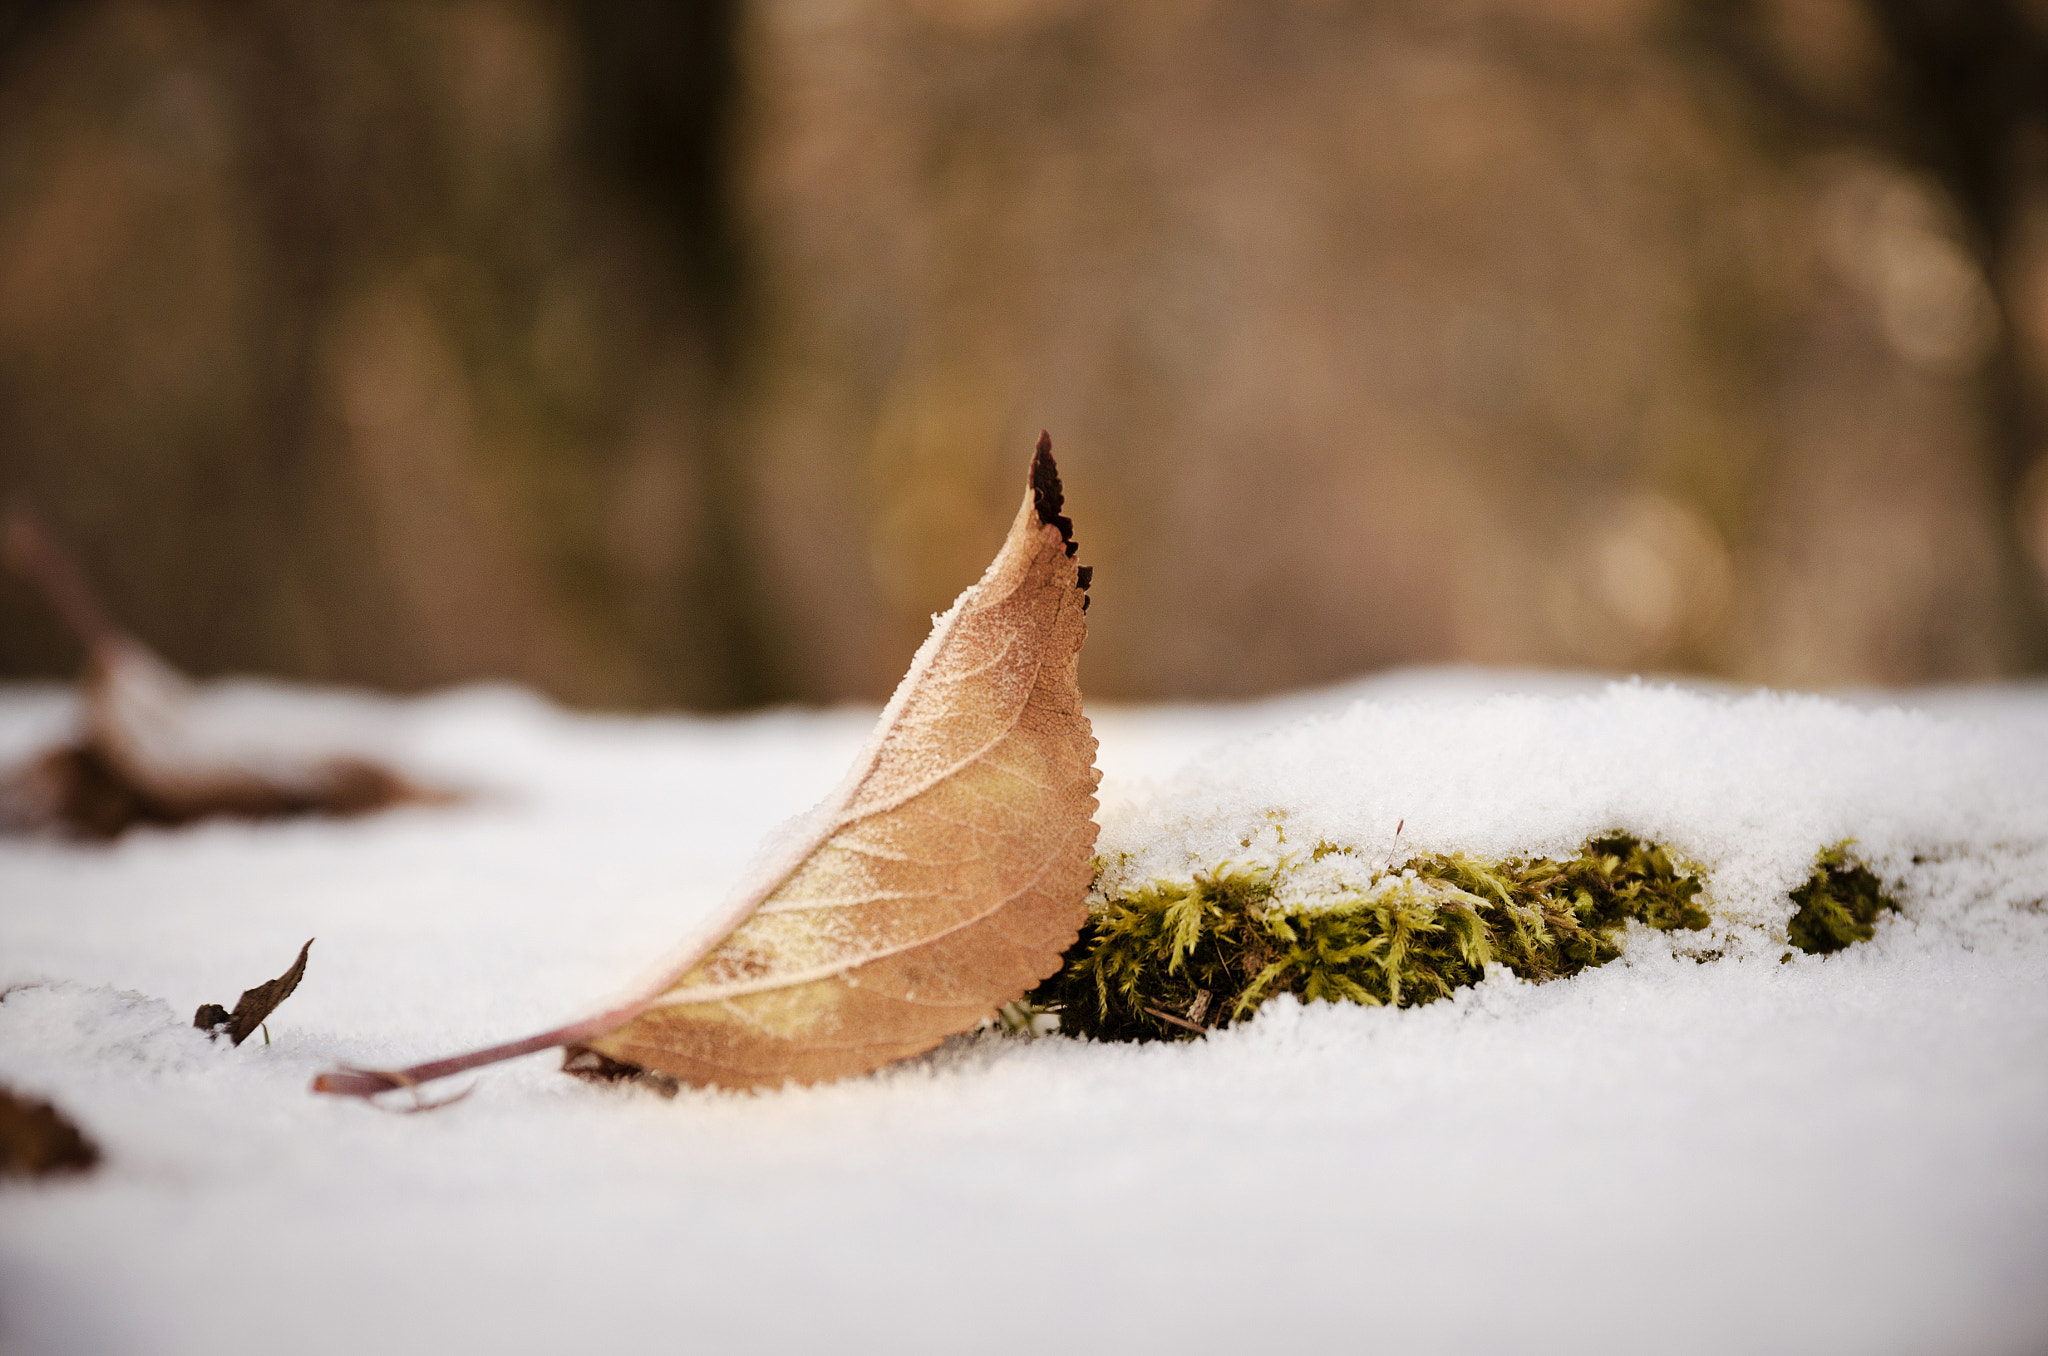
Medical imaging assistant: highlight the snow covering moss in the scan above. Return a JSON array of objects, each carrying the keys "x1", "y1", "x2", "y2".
[{"x1": 1032, "y1": 837, "x2": 1894, "y2": 1041}]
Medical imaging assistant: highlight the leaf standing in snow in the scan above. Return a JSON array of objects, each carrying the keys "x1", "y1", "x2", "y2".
[
  {"x1": 316, "y1": 435, "x2": 1098, "y2": 1095},
  {"x1": 194, "y1": 939, "x2": 314, "y2": 1047}
]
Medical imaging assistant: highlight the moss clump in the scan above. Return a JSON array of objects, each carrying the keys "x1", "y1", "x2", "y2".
[
  {"x1": 1786, "y1": 847, "x2": 1897, "y2": 954},
  {"x1": 1030, "y1": 834, "x2": 1710, "y2": 1042}
]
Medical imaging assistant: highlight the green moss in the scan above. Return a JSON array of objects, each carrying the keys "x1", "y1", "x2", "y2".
[
  {"x1": 1786, "y1": 846, "x2": 1897, "y2": 954},
  {"x1": 1029, "y1": 834, "x2": 1711, "y2": 1042}
]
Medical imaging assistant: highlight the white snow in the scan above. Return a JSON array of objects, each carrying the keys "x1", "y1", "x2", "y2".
[
  {"x1": 1096, "y1": 679, "x2": 2048, "y2": 941},
  {"x1": 3, "y1": 669, "x2": 2046, "y2": 1356}
]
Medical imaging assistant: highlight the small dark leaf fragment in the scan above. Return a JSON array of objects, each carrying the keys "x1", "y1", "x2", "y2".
[
  {"x1": 0, "y1": 1084, "x2": 99, "y2": 1178},
  {"x1": 196, "y1": 939, "x2": 313, "y2": 1046}
]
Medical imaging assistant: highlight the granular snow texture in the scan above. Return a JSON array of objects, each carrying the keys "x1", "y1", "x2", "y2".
[{"x1": 2, "y1": 671, "x2": 2046, "y2": 1356}]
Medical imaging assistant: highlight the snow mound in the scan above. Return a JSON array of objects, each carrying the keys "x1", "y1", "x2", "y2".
[{"x1": 1097, "y1": 681, "x2": 2048, "y2": 935}]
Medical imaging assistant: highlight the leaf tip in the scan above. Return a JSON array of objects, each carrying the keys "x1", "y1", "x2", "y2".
[{"x1": 1029, "y1": 432, "x2": 1079, "y2": 559}]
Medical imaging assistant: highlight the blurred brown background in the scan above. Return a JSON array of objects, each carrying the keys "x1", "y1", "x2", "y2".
[{"x1": 2, "y1": 0, "x2": 2046, "y2": 708}]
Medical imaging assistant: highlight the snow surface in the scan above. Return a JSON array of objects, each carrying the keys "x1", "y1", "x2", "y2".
[{"x1": 2, "y1": 669, "x2": 2046, "y2": 1356}]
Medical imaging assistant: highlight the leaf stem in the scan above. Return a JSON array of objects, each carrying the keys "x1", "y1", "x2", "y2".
[{"x1": 310, "y1": 1003, "x2": 647, "y2": 1100}]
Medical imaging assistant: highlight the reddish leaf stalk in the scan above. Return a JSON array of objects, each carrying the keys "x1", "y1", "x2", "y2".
[{"x1": 311, "y1": 1002, "x2": 650, "y2": 1099}]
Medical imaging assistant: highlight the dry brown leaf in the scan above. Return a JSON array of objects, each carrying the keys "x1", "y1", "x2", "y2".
[
  {"x1": 1, "y1": 508, "x2": 447, "y2": 837},
  {"x1": 194, "y1": 938, "x2": 314, "y2": 1046},
  {"x1": 315, "y1": 435, "x2": 1098, "y2": 1096}
]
